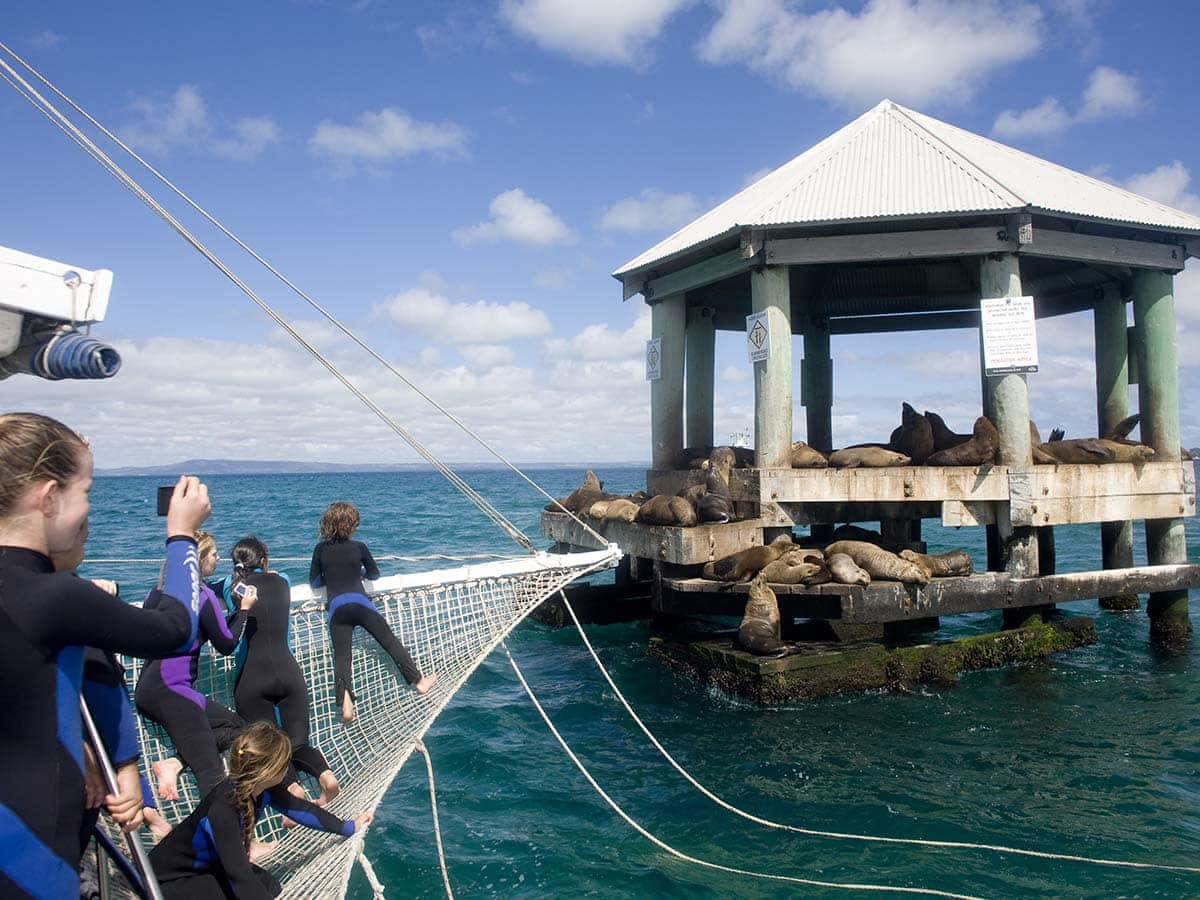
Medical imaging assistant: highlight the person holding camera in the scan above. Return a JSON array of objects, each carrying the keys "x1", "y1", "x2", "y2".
[
  {"x1": 0, "y1": 412, "x2": 209, "y2": 898},
  {"x1": 136, "y1": 530, "x2": 257, "y2": 804}
]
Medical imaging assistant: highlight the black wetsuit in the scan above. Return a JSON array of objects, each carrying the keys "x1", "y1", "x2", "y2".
[
  {"x1": 148, "y1": 777, "x2": 354, "y2": 899},
  {"x1": 310, "y1": 539, "x2": 422, "y2": 706},
  {"x1": 136, "y1": 582, "x2": 248, "y2": 796},
  {"x1": 0, "y1": 538, "x2": 199, "y2": 899},
  {"x1": 233, "y1": 571, "x2": 330, "y2": 779}
]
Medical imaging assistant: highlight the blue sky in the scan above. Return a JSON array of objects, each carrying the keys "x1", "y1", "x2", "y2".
[{"x1": 2, "y1": 0, "x2": 1198, "y2": 468}]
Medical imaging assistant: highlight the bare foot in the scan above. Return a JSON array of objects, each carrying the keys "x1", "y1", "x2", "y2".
[
  {"x1": 152, "y1": 757, "x2": 184, "y2": 802},
  {"x1": 318, "y1": 770, "x2": 340, "y2": 806},
  {"x1": 249, "y1": 840, "x2": 278, "y2": 863},
  {"x1": 414, "y1": 672, "x2": 438, "y2": 695},
  {"x1": 286, "y1": 781, "x2": 309, "y2": 802},
  {"x1": 341, "y1": 694, "x2": 356, "y2": 723},
  {"x1": 144, "y1": 807, "x2": 171, "y2": 840}
]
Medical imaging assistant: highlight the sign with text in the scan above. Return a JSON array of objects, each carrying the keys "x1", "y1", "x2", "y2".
[
  {"x1": 645, "y1": 338, "x2": 661, "y2": 381},
  {"x1": 746, "y1": 312, "x2": 771, "y2": 363},
  {"x1": 980, "y1": 295, "x2": 1039, "y2": 375}
]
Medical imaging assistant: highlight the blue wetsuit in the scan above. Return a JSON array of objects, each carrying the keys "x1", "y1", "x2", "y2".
[
  {"x1": 136, "y1": 583, "x2": 248, "y2": 796},
  {"x1": 310, "y1": 539, "x2": 422, "y2": 706},
  {"x1": 0, "y1": 538, "x2": 199, "y2": 899},
  {"x1": 148, "y1": 777, "x2": 353, "y2": 899},
  {"x1": 233, "y1": 572, "x2": 330, "y2": 779}
]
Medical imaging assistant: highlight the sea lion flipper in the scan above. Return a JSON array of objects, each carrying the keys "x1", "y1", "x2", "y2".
[{"x1": 1107, "y1": 413, "x2": 1141, "y2": 441}]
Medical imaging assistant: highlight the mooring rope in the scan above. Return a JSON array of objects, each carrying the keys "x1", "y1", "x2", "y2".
[
  {"x1": 501, "y1": 642, "x2": 980, "y2": 900},
  {"x1": 414, "y1": 741, "x2": 455, "y2": 900},
  {"x1": 555, "y1": 589, "x2": 1200, "y2": 876},
  {"x1": 0, "y1": 40, "x2": 614, "y2": 551}
]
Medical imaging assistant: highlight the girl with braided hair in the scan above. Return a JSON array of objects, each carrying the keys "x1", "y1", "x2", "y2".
[{"x1": 148, "y1": 721, "x2": 371, "y2": 899}]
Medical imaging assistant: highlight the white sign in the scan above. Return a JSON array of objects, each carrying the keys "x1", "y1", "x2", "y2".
[
  {"x1": 645, "y1": 338, "x2": 662, "y2": 381},
  {"x1": 746, "y1": 312, "x2": 771, "y2": 363},
  {"x1": 980, "y1": 295, "x2": 1039, "y2": 375}
]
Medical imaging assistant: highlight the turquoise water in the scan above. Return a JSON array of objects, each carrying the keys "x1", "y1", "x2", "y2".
[{"x1": 81, "y1": 470, "x2": 1200, "y2": 898}]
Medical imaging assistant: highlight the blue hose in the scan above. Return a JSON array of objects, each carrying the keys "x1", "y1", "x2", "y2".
[{"x1": 33, "y1": 331, "x2": 121, "y2": 380}]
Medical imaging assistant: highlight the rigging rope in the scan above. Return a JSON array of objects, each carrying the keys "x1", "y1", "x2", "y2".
[
  {"x1": 415, "y1": 741, "x2": 455, "y2": 900},
  {"x1": 81, "y1": 553, "x2": 518, "y2": 565},
  {"x1": 0, "y1": 40, "x2": 613, "y2": 549}
]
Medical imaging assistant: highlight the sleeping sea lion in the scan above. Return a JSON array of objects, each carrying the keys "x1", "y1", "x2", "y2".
[
  {"x1": 828, "y1": 447, "x2": 911, "y2": 468},
  {"x1": 697, "y1": 463, "x2": 734, "y2": 524},
  {"x1": 586, "y1": 500, "x2": 610, "y2": 519},
  {"x1": 599, "y1": 498, "x2": 639, "y2": 522},
  {"x1": 924, "y1": 417, "x2": 998, "y2": 467},
  {"x1": 759, "y1": 556, "x2": 824, "y2": 585},
  {"x1": 789, "y1": 441, "x2": 828, "y2": 468},
  {"x1": 827, "y1": 552, "x2": 870, "y2": 585},
  {"x1": 1038, "y1": 439, "x2": 1113, "y2": 464},
  {"x1": 893, "y1": 402, "x2": 934, "y2": 464},
  {"x1": 738, "y1": 576, "x2": 789, "y2": 658},
  {"x1": 926, "y1": 411, "x2": 971, "y2": 452},
  {"x1": 899, "y1": 549, "x2": 973, "y2": 578},
  {"x1": 824, "y1": 540, "x2": 929, "y2": 584},
  {"x1": 1091, "y1": 439, "x2": 1155, "y2": 463},
  {"x1": 831, "y1": 524, "x2": 906, "y2": 553},
  {"x1": 636, "y1": 494, "x2": 698, "y2": 527},
  {"x1": 702, "y1": 533, "x2": 794, "y2": 582}
]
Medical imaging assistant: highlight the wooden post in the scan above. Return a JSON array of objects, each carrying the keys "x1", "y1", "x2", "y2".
[
  {"x1": 1094, "y1": 281, "x2": 1138, "y2": 611},
  {"x1": 980, "y1": 254, "x2": 1040, "y2": 628},
  {"x1": 801, "y1": 285, "x2": 833, "y2": 543},
  {"x1": 650, "y1": 292, "x2": 686, "y2": 471},
  {"x1": 1131, "y1": 269, "x2": 1192, "y2": 650},
  {"x1": 978, "y1": 322, "x2": 1001, "y2": 572},
  {"x1": 685, "y1": 304, "x2": 715, "y2": 450},
  {"x1": 751, "y1": 266, "x2": 793, "y2": 468}
]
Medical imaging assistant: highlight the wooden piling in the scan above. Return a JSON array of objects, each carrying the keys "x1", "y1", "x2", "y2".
[
  {"x1": 685, "y1": 304, "x2": 715, "y2": 450},
  {"x1": 650, "y1": 292, "x2": 686, "y2": 470},
  {"x1": 751, "y1": 266, "x2": 793, "y2": 469}
]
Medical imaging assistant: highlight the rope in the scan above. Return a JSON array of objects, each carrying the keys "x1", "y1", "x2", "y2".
[
  {"x1": 355, "y1": 850, "x2": 386, "y2": 900},
  {"x1": 82, "y1": 553, "x2": 518, "y2": 565},
  {"x1": 415, "y1": 741, "x2": 454, "y2": 900},
  {"x1": 500, "y1": 643, "x2": 980, "y2": 899},
  {"x1": 0, "y1": 41, "x2": 613, "y2": 553},
  {"x1": 556, "y1": 589, "x2": 1200, "y2": 876}
]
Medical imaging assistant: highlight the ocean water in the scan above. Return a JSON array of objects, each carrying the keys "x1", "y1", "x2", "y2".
[{"x1": 80, "y1": 469, "x2": 1200, "y2": 898}]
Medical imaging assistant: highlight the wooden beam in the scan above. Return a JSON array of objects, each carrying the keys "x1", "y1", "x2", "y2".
[
  {"x1": 540, "y1": 511, "x2": 764, "y2": 566},
  {"x1": 1020, "y1": 230, "x2": 1185, "y2": 272},
  {"x1": 766, "y1": 227, "x2": 1014, "y2": 266},
  {"x1": 830, "y1": 310, "x2": 978, "y2": 334},
  {"x1": 645, "y1": 249, "x2": 752, "y2": 301}
]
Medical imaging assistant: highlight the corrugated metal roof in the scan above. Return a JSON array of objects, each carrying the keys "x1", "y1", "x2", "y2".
[{"x1": 614, "y1": 99, "x2": 1200, "y2": 279}]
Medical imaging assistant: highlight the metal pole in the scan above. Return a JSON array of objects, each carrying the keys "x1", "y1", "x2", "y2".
[{"x1": 80, "y1": 698, "x2": 164, "y2": 900}]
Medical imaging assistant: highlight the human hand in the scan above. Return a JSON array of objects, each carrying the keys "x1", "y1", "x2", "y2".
[
  {"x1": 165, "y1": 476, "x2": 211, "y2": 538},
  {"x1": 106, "y1": 762, "x2": 145, "y2": 832},
  {"x1": 83, "y1": 742, "x2": 105, "y2": 809},
  {"x1": 352, "y1": 812, "x2": 373, "y2": 833},
  {"x1": 90, "y1": 578, "x2": 119, "y2": 596},
  {"x1": 238, "y1": 584, "x2": 259, "y2": 610}
]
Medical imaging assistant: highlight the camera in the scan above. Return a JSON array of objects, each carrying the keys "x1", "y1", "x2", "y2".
[
  {"x1": 156, "y1": 485, "x2": 174, "y2": 516},
  {"x1": 232, "y1": 582, "x2": 249, "y2": 600}
]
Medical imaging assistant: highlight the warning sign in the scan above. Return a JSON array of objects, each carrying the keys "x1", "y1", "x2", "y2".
[
  {"x1": 981, "y1": 296, "x2": 1039, "y2": 376},
  {"x1": 746, "y1": 312, "x2": 771, "y2": 363},
  {"x1": 645, "y1": 338, "x2": 661, "y2": 381}
]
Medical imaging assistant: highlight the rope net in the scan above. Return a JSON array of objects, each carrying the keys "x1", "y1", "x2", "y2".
[{"x1": 111, "y1": 547, "x2": 619, "y2": 897}]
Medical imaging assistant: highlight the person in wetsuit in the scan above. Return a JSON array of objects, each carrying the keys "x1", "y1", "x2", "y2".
[
  {"x1": 309, "y1": 501, "x2": 437, "y2": 723},
  {"x1": 229, "y1": 536, "x2": 340, "y2": 804},
  {"x1": 148, "y1": 721, "x2": 371, "y2": 899},
  {"x1": 136, "y1": 530, "x2": 255, "y2": 802},
  {"x1": 0, "y1": 412, "x2": 210, "y2": 899}
]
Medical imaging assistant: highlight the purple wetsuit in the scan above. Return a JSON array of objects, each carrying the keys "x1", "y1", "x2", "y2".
[{"x1": 135, "y1": 583, "x2": 248, "y2": 797}]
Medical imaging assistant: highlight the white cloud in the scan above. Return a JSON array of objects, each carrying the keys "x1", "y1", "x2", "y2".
[
  {"x1": 533, "y1": 265, "x2": 572, "y2": 290},
  {"x1": 545, "y1": 308, "x2": 650, "y2": 361},
  {"x1": 1122, "y1": 161, "x2": 1200, "y2": 216},
  {"x1": 720, "y1": 364, "x2": 750, "y2": 383},
  {"x1": 419, "y1": 346, "x2": 441, "y2": 366},
  {"x1": 461, "y1": 344, "x2": 515, "y2": 371},
  {"x1": 600, "y1": 189, "x2": 701, "y2": 234},
  {"x1": 28, "y1": 29, "x2": 65, "y2": 50},
  {"x1": 501, "y1": 0, "x2": 689, "y2": 65},
  {"x1": 992, "y1": 66, "x2": 1143, "y2": 139},
  {"x1": 452, "y1": 188, "x2": 575, "y2": 246},
  {"x1": 308, "y1": 108, "x2": 467, "y2": 170},
  {"x1": 120, "y1": 85, "x2": 280, "y2": 160},
  {"x1": 698, "y1": 0, "x2": 1042, "y2": 108},
  {"x1": 377, "y1": 285, "x2": 553, "y2": 344}
]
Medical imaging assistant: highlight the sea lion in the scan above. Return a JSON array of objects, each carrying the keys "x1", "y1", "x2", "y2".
[
  {"x1": 702, "y1": 533, "x2": 794, "y2": 582},
  {"x1": 600, "y1": 498, "x2": 640, "y2": 522},
  {"x1": 1091, "y1": 439, "x2": 1155, "y2": 463},
  {"x1": 636, "y1": 494, "x2": 698, "y2": 527},
  {"x1": 545, "y1": 470, "x2": 619, "y2": 513},
  {"x1": 830, "y1": 524, "x2": 908, "y2": 553},
  {"x1": 1038, "y1": 438, "x2": 1113, "y2": 464},
  {"x1": 899, "y1": 549, "x2": 974, "y2": 578},
  {"x1": 738, "y1": 576, "x2": 789, "y2": 658},
  {"x1": 697, "y1": 463, "x2": 734, "y2": 524},
  {"x1": 828, "y1": 447, "x2": 911, "y2": 468},
  {"x1": 679, "y1": 447, "x2": 713, "y2": 469},
  {"x1": 827, "y1": 552, "x2": 871, "y2": 586},
  {"x1": 893, "y1": 402, "x2": 934, "y2": 464},
  {"x1": 824, "y1": 540, "x2": 929, "y2": 584},
  {"x1": 586, "y1": 500, "x2": 610, "y2": 519},
  {"x1": 1106, "y1": 414, "x2": 1141, "y2": 441},
  {"x1": 926, "y1": 411, "x2": 971, "y2": 452},
  {"x1": 679, "y1": 482, "x2": 707, "y2": 509},
  {"x1": 789, "y1": 441, "x2": 829, "y2": 469},
  {"x1": 924, "y1": 417, "x2": 999, "y2": 467},
  {"x1": 759, "y1": 555, "x2": 825, "y2": 585},
  {"x1": 708, "y1": 447, "x2": 738, "y2": 478}
]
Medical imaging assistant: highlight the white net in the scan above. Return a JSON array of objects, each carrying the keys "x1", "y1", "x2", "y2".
[{"x1": 113, "y1": 546, "x2": 619, "y2": 898}]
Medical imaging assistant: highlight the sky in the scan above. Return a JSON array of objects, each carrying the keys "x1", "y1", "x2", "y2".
[{"x1": 2, "y1": 0, "x2": 1199, "y2": 469}]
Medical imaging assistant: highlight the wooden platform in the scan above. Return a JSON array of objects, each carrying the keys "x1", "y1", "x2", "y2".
[
  {"x1": 659, "y1": 563, "x2": 1200, "y2": 624},
  {"x1": 541, "y1": 511, "x2": 764, "y2": 564}
]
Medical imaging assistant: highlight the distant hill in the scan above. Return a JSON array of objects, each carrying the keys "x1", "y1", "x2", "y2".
[{"x1": 96, "y1": 458, "x2": 645, "y2": 476}]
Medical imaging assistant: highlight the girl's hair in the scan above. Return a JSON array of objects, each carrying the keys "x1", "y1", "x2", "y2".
[
  {"x1": 319, "y1": 501, "x2": 360, "y2": 541},
  {"x1": 195, "y1": 530, "x2": 216, "y2": 560},
  {"x1": 0, "y1": 413, "x2": 88, "y2": 519},
  {"x1": 230, "y1": 535, "x2": 269, "y2": 595},
  {"x1": 229, "y1": 721, "x2": 293, "y2": 850}
]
